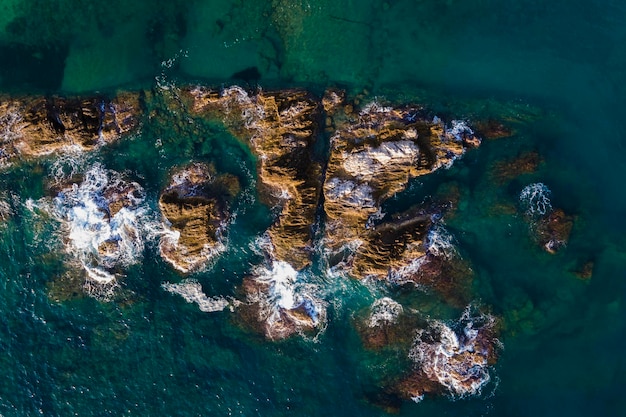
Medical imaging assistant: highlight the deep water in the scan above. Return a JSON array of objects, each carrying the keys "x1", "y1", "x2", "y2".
[{"x1": 1, "y1": 1, "x2": 625, "y2": 416}]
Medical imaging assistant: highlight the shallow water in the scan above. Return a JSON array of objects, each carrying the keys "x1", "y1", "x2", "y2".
[{"x1": 1, "y1": 1, "x2": 625, "y2": 416}]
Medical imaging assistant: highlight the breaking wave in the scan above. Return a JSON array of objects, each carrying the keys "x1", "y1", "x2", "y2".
[
  {"x1": 30, "y1": 163, "x2": 159, "y2": 299},
  {"x1": 368, "y1": 297, "x2": 403, "y2": 327},
  {"x1": 520, "y1": 182, "x2": 552, "y2": 217},
  {"x1": 162, "y1": 279, "x2": 232, "y2": 312},
  {"x1": 408, "y1": 307, "x2": 497, "y2": 398}
]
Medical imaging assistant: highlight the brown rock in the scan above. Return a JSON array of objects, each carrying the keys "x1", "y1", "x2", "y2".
[
  {"x1": 322, "y1": 103, "x2": 475, "y2": 281},
  {"x1": 536, "y1": 209, "x2": 574, "y2": 254},
  {"x1": 0, "y1": 93, "x2": 141, "y2": 166},
  {"x1": 159, "y1": 163, "x2": 239, "y2": 273},
  {"x1": 184, "y1": 86, "x2": 322, "y2": 270}
]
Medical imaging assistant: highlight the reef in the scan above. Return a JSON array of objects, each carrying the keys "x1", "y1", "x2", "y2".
[
  {"x1": 519, "y1": 183, "x2": 573, "y2": 254},
  {"x1": 535, "y1": 208, "x2": 574, "y2": 254},
  {"x1": 0, "y1": 93, "x2": 141, "y2": 166},
  {"x1": 490, "y1": 151, "x2": 542, "y2": 183},
  {"x1": 159, "y1": 163, "x2": 240, "y2": 273},
  {"x1": 355, "y1": 297, "x2": 422, "y2": 350}
]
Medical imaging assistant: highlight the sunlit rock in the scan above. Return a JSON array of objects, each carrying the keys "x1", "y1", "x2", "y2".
[
  {"x1": 0, "y1": 93, "x2": 141, "y2": 167},
  {"x1": 159, "y1": 163, "x2": 239, "y2": 273},
  {"x1": 185, "y1": 86, "x2": 322, "y2": 271},
  {"x1": 322, "y1": 102, "x2": 479, "y2": 281}
]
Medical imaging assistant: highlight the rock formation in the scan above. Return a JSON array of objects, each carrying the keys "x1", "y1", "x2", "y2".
[
  {"x1": 395, "y1": 310, "x2": 499, "y2": 401},
  {"x1": 0, "y1": 92, "x2": 140, "y2": 166},
  {"x1": 159, "y1": 163, "x2": 239, "y2": 273},
  {"x1": 323, "y1": 99, "x2": 480, "y2": 281},
  {"x1": 184, "y1": 86, "x2": 322, "y2": 271}
]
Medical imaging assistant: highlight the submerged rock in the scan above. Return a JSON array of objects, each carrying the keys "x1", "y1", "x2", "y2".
[
  {"x1": 355, "y1": 297, "x2": 423, "y2": 350},
  {"x1": 519, "y1": 183, "x2": 573, "y2": 254},
  {"x1": 159, "y1": 163, "x2": 239, "y2": 273},
  {"x1": 535, "y1": 208, "x2": 574, "y2": 254},
  {"x1": 490, "y1": 151, "x2": 542, "y2": 184},
  {"x1": 185, "y1": 86, "x2": 322, "y2": 271},
  {"x1": 0, "y1": 93, "x2": 141, "y2": 167}
]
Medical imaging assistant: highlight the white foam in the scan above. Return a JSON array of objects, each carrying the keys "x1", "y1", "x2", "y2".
[
  {"x1": 248, "y1": 235, "x2": 326, "y2": 334},
  {"x1": 48, "y1": 144, "x2": 87, "y2": 184},
  {"x1": 368, "y1": 297, "x2": 403, "y2": 327},
  {"x1": 445, "y1": 120, "x2": 474, "y2": 142},
  {"x1": 162, "y1": 280, "x2": 230, "y2": 312},
  {"x1": 520, "y1": 182, "x2": 552, "y2": 217},
  {"x1": 409, "y1": 310, "x2": 496, "y2": 398},
  {"x1": 38, "y1": 163, "x2": 155, "y2": 295},
  {"x1": 425, "y1": 224, "x2": 457, "y2": 259},
  {"x1": 0, "y1": 195, "x2": 11, "y2": 221},
  {"x1": 0, "y1": 105, "x2": 23, "y2": 144}
]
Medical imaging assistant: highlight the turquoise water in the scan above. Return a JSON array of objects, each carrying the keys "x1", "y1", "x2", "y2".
[{"x1": 1, "y1": 1, "x2": 626, "y2": 415}]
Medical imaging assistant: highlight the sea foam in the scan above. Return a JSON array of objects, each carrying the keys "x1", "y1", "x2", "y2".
[
  {"x1": 520, "y1": 182, "x2": 552, "y2": 217},
  {"x1": 162, "y1": 280, "x2": 231, "y2": 312},
  {"x1": 36, "y1": 163, "x2": 156, "y2": 298}
]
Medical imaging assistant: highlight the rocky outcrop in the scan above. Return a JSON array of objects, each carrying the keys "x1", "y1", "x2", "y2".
[
  {"x1": 159, "y1": 163, "x2": 239, "y2": 273},
  {"x1": 395, "y1": 310, "x2": 499, "y2": 401},
  {"x1": 323, "y1": 100, "x2": 480, "y2": 280},
  {"x1": 34, "y1": 164, "x2": 149, "y2": 300},
  {"x1": 184, "y1": 86, "x2": 322, "y2": 271},
  {"x1": 0, "y1": 93, "x2": 140, "y2": 166},
  {"x1": 182, "y1": 86, "x2": 483, "y2": 338}
]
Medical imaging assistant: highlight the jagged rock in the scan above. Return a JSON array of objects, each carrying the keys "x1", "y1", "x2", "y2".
[
  {"x1": 0, "y1": 93, "x2": 141, "y2": 166},
  {"x1": 159, "y1": 163, "x2": 239, "y2": 273},
  {"x1": 238, "y1": 261, "x2": 324, "y2": 340},
  {"x1": 184, "y1": 86, "x2": 322, "y2": 270},
  {"x1": 394, "y1": 310, "x2": 499, "y2": 401},
  {"x1": 323, "y1": 102, "x2": 478, "y2": 280}
]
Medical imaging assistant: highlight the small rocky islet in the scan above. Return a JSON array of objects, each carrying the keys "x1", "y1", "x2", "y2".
[{"x1": 0, "y1": 84, "x2": 561, "y2": 404}]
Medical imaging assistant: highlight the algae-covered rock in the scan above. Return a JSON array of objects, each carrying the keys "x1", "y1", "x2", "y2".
[
  {"x1": 536, "y1": 208, "x2": 574, "y2": 254},
  {"x1": 519, "y1": 183, "x2": 574, "y2": 254},
  {"x1": 0, "y1": 93, "x2": 141, "y2": 166},
  {"x1": 159, "y1": 163, "x2": 239, "y2": 273}
]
